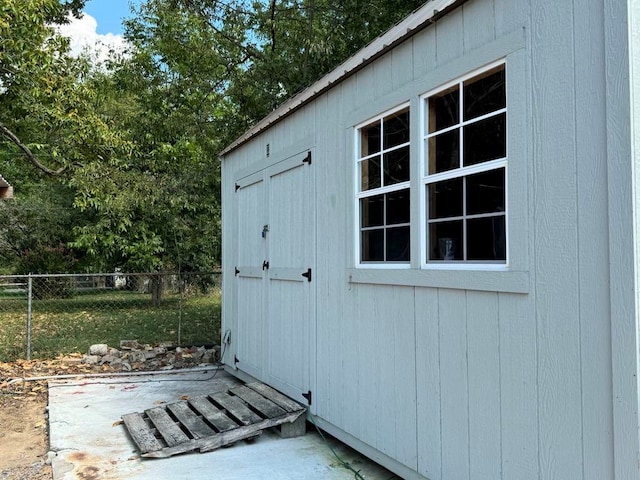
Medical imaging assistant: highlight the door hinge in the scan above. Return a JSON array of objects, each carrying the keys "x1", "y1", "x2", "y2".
[
  {"x1": 234, "y1": 354, "x2": 239, "y2": 366},
  {"x1": 302, "y1": 151, "x2": 312, "y2": 165},
  {"x1": 301, "y1": 268, "x2": 312, "y2": 282},
  {"x1": 302, "y1": 390, "x2": 312, "y2": 405},
  {"x1": 262, "y1": 260, "x2": 270, "y2": 270},
  {"x1": 235, "y1": 267, "x2": 240, "y2": 276},
  {"x1": 235, "y1": 183, "x2": 240, "y2": 191}
]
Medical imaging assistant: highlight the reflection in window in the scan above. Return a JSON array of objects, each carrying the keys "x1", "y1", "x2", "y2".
[
  {"x1": 463, "y1": 113, "x2": 506, "y2": 166},
  {"x1": 428, "y1": 85, "x2": 459, "y2": 133},
  {"x1": 424, "y1": 62, "x2": 507, "y2": 263},
  {"x1": 357, "y1": 105, "x2": 411, "y2": 264},
  {"x1": 428, "y1": 129, "x2": 459, "y2": 174},
  {"x1": 384, "y1": 146, "x2": 410, "y2": 185},
  {"x1": 463, "y1": 66, "x2": 506, "y2": 120},
  {"x1": 360, "y1": 121, "x2": 381, "y2": 157},
  {"x1": 359, "y1": 189, "x2": 411, "y2": 263}
]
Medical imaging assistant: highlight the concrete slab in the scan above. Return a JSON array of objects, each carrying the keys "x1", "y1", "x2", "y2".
[{"x1": 48, "y1": 369, "x2": 396, "y2": 480}]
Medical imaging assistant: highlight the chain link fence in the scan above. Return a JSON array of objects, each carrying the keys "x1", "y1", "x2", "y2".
[{"x1": 0, "y1": 272, "x2": 222, "y2": 362}]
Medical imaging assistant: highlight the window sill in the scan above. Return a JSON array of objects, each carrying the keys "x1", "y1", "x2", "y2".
[{"x1": 347, "y1": 267, "x2": 529, "y2": 294}]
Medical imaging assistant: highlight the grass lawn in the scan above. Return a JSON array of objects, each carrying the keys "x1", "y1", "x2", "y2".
[{"x1": 0, "y1": 289, "x2": 221, "y2": 362}]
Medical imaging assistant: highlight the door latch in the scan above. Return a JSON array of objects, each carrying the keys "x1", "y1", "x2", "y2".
[
  {"x1": 262, "y1": 225, "x2": 269, "y2": 238},
  {"x1": 262, "y1": 260, "x2": 270, "y2": 270}
]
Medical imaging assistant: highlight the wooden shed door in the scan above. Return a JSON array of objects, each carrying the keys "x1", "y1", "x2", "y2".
[
  {"x1": 234, "y1": 172, "x2": 267, "y2": 381},
  {"x1": 264, "y1": 153, "x2": 314, "y2": 404},
  {"x1": 234, "y1": 150, "x2": 315, "y2": 407}
]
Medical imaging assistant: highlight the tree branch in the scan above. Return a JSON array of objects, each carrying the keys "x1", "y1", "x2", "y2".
[
  {"x1": 269, "y1": 0, "x2": 277, "y2": 52},
  {"x1": 0, "y1": 122, "x2": 71, "y2": 175}
]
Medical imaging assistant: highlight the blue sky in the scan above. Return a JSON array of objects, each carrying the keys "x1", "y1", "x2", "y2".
[
  {"x1": 83, "y1": 0, "x2": 143, "y2": 35},
  {"x1": 56, "y1": 0, "x2": 146, "y2": 61}
]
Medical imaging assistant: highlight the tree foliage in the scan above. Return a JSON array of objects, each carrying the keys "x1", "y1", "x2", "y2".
[
  {"x1": 1, "y1": 0, "x2": 426, "y2": 275},
  {"x1": 0, "y1": 0, "x2": 130, "y2": 175},
  {"x1": 0, "y1": 0, "x2": 128, "y2": 273}
]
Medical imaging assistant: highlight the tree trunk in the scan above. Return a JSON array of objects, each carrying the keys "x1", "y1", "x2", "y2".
[{"x1": 151, "y1": 275, "x2": 163, "y2": 307}]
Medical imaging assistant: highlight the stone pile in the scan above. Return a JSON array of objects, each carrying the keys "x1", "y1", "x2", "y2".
[{"x1": 81, "y1": 341, "x2": 221, "y2": 371}]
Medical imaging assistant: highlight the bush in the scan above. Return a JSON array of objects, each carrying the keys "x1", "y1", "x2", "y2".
[{"x1": 14, "y1": 245, "x2": 78, "y2": 298}]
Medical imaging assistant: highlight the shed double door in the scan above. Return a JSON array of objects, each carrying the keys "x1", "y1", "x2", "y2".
[{"x1": 234, "y1": 150, "x2": 315, "y2": 407}]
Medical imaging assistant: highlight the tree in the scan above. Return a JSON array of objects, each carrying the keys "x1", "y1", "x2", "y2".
[
  {"x1": 68, "y1": 0, "x2": 428, "y2": 274},
  {"x1": 0, "y1": 0, "x2": 135, "y2": 277},
  {"x1": 0, "y1": 0, "x2": 129, "y2": 176},
  {"x1": 0, "y1": 0, "x2": 430, "y2": 281},
  {"x1": 168, "y1": 0, "x2": 425, "y2": 122},
  {"x1": 69, "y1": 3, "x2": 230, "y2": 274}
]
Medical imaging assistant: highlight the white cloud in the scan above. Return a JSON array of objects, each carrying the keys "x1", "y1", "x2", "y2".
[{"x1": 56, "y1": 13, "x2": 129, "y2": 65}]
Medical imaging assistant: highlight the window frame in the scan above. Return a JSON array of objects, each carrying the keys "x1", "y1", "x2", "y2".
[
  {"x1": 420, "y1": 59, "x2": 509, "y2": 269},
  {"x1": 347, "y1": 28, "x2": 529, "y2": 292},
  {"x1": 355, "y1": 102, "x2": 412, "y2": 268}
]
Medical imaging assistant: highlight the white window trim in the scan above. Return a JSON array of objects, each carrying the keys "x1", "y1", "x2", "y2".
[
  {"x1": 355, "y1": 102, "x2": 412, "y2": 268},
  {"x1": 420, "y1": 59, "x2": 509, "y2": 269},
  {"x1": 345, "y1": 28, "x2": 530, "y2": 292}
]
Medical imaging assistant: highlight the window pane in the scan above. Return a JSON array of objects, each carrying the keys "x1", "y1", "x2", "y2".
[
  {"x1": 467, "y1": 215, "x2": 506, "y2": 261},
  {"x1": 428, "y1": 129, "x2": 460, "y2": 174},
  {"x1": 428, "y1": 178, "x2": 463, "y2": 219},
  {"x1": 360, "y1": 121, "x2": 381, "y2": 157},
  {"x1": 463, "y1": 113, "x2": 506, "y2": 166},
  {"x1": 387, "y1": 226, "x2": 410, "y2": 261},
  {"x1": 362, "y1": 229, "x2": 384, "y2": 262},
  {"x1": 386, "y1": 189, "x2": 410, "y2": 225},
  {"x1": 383, "y1": 146, "x2": 410, "y2": 185},
  {"x1": 463, "y1": 65, "x2": 506, "y2": 121},
  {"x1": 428, "y1": 221, "x2": 463, "y2": 260},
  {"x1": 466, "y1": 168, "x2": 505, "y2": 215},
  {"x1": 361, "y1": 195, "x2": 384, "y2": 227},
  {"x1": 360, "y1": 156, "x2": 381, "y2": 190},
  {"x1": 383, "y1": 108, "x2": 410, "y2": 149},
  {"x1": 428, "y1": 85, "x2": 459, "y2": 133}
]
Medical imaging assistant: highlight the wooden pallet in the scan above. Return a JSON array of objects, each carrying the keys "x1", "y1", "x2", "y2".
[{"x1": 122, "y1": 382, "x2": 306, "y2": 458}]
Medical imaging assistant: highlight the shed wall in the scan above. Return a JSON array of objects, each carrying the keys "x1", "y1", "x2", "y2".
[{"x1": 221, "y1": 0, "x2": 636, "y2": 478}]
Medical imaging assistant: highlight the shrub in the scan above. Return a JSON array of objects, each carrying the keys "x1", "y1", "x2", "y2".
[{"x1": 14, "y1": 245, "x2": 78, "y2": 298}]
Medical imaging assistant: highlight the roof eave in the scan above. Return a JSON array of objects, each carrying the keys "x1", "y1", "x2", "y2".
[
  {"x1": 220, "y1": 0, "x2": 468, "y2": 157},
  {"x1": 0, "y1": 175, "x2": 13, "y2": 199}
]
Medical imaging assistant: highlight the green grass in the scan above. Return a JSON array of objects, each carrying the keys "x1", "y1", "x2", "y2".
[{"x1": 0, "y1": 289, "x2": 221, "y2": 362}]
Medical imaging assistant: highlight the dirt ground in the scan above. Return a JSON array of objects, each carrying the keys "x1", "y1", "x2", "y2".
[
  {"x1": 0, "y1": 392, "x2": 50, "y2": 480},
  {"x1": 0, "y1": 356, "x2": 119, "y2": 480}
]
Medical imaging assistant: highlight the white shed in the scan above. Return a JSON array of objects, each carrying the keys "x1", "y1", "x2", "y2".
[
  {"x1": 220, "y1": 0, "x2": 640, "y2": 478},
  {"x1": 0, "y1": 174, "x2": 13, "y2": 199}
]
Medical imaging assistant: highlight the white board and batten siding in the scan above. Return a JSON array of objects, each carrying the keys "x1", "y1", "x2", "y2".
[{"x1": 221, "y1": 0, "x2": 640, "y2": 479}]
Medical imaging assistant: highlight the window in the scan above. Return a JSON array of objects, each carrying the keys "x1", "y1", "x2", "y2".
[
  {"x1": 356, "y1": 106, "x2": 411, "y2": 263},
  {"x1": 423, "y1": 62, "x2": 507, "y2": 264}
]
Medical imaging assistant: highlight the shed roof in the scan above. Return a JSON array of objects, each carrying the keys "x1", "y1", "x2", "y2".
[
  {"x1": 221, "y1": 0, "x2": 467, "y2": 156},
  {"x1": 0, "y1": 174, "x2": 13, "y2": 199}
]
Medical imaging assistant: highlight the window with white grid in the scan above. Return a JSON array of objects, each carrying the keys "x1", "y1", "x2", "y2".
[
  {"x1": 423, "y1": 62, "x2": 507, "y2": 264},
  {"x1": 356, "y1": 105, "x2": 411, "y2": 264}
]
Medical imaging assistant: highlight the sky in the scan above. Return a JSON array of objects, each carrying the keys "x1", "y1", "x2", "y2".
[{"x1": 57, "y1": 0, "x2": 144, "y2": 62}]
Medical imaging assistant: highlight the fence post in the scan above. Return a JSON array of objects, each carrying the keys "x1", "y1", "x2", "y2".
[
  {"x1": 178, "y1": 272, "x2": 183, "y2": 346},
  {"x1": 26, "y1": 274, "x2": 32, "y2": 360}
]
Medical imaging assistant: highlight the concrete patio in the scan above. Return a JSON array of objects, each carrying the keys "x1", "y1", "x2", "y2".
[{"x1": 48, "y1": 368, "x2": 396, "y2": 479}]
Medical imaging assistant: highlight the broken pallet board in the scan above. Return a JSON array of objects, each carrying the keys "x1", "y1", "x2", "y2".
[{"x1": 122, "y1": 382, "x2": 306, "y2": 458}]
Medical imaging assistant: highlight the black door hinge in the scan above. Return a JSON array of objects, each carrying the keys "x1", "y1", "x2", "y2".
[
  {"x1": 235, "y1": 183, "x2": 240, "y2": 191},
  {"x1": 234, "y1": 354, "x2": 239, "y2": 365},
  {"x1": 301, "y1": 268, "x2": 312, "y2": 282},
  {"x1": 235, "y1": 267, "x2": 240, "y2": 276},
  {"x1": 262, "y1": 260, "x2": 270, "y2": 270},
  {"x1": 302, "y1": 151, "x2": 312, "y2": 165},
  {"x1": 302, "y1": 390, "x2": 312, "y2": 405}
]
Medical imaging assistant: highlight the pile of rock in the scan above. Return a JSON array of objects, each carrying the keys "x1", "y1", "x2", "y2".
[{"x1": 81, "y1": 341, "x2": 221, "y2": 372}]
